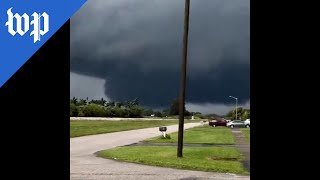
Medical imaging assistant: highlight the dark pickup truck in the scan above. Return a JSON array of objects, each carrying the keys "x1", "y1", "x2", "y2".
[{"x1": 208, "y1": 119, "x2": 227, "y2": 127}]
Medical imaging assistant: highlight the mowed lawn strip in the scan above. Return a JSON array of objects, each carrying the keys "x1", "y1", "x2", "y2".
[
  {"x1": 97, "y1": 146, "x2": 248, "y2": 175},
  {"x1": 145, "y1": 126, "x2": 235, "y2": 144},
  {"x1": 70, "y1": 120, "x2": 199, "y2": 138}
]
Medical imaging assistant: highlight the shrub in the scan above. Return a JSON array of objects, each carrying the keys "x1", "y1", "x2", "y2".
[
  {"x1": 70, "y1": 103, "x2": 78, "y2": 117},
  {"x1": 70, "y1": 100, "x2": 145, "y2": 118},
  {"x1": 77, "y1": 105, "x2": 86, "y2": 117},
  {"x1": 154, "y1": 111, "x2": 163, "y2": 118},
  {"x1": 81, "y1": 104, "x2": 107, "y2": 117},
  {"x1": 128, "y1": 105, "x2": 143, "y2": 118},
  {"x1": 78, "y1": 110, "x2": 85, "y2": 117},
  {"x1": 112, "y1": 107, "x2": 127, "y2": 117}
]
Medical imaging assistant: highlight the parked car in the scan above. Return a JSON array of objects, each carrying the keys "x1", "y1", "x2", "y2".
[
  {"x1": 227, "y1": 120, "x2": 249, "y2": 129},
  {"x1": 244, "y1": 119, "x2": 250, "y2": 127},
  {"x1": 208, "y1": 119, "x2": 227, "y2": 127}
]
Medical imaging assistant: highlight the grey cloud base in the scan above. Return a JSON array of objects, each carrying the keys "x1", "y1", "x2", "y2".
[{"x1": 70, "y1": 0, "x2": 250, "y2": 107}]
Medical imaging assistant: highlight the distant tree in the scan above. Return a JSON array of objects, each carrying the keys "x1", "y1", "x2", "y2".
[
  {"x1": 77, "y1": 105, "x2": 86, "y2": 117},
  {"x1": 106, "y1": 101, "x2": 115, "y2": 107},
  {"x1": 125, "y1": 99, "x2": 139, "y2": 108},
  {"x1": 99, "y1": 98, "x2": 107, "y2": 106},
  {"x1": 132, "y1": 98, "x2": 139, "y2": 106},
  {"x1": 169, "y1": 98, "x2": 180, "y2": 115},
  {"x1": 89, "y1": 99, "x2": 96, "y2": 104},
  {"x1": 81, "y1": 104, "x2": 106, "y2": 117},
  {"x1": 162, "y1": 109, "x2": 169, "y2": 117},
  {"x1": 241, "y1": 110, "x2": 250, "y2": 119},
  {"x1": 123, "y1": 101, "x2": 129, "y2": 108},
  {"x1": 169, "y1": 98, "x2": 189, "y2": 116},
  {"x1": 116, "y1": 102, "x2": 123, "y2": 108},
  {"x1": 154, "y1": 111, "x2": 163, "y2": 118},
  {"x1": 128, "y1": 105, "x2": 143, "y2": 118},
  {"x1": 184, "y1": 110, "x2": 191, "y2": 116},
  {"x1": 70, "y1": 103, "x2": 78, "y2": 116},
  {"x1": 236, "y1": 107, "x2": 243, "y2": 115},
  {"x1": 90, "y1": 98, "x2": 107, "y2": 106},
  {"x1": 225, "y1": 107, "x2": 249, "y2": 120},
  {"x1": 143, "y1": 109, "x2": 154, "y2": 116},
  {"x1": 111, "y1": 106, "x2": 126, "y2": 117},
  {"x1": 70, "y1": 97, "x2": 154, "y2": 118},
  {"x1": 78, "y1": 99, "x2": 87, "y2": 106},
  {"x1": 71, "y1": 97, "x2": 78, "y2": 105}
]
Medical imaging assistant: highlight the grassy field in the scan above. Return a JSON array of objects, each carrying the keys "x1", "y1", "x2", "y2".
[
  {"x1": 70, "y1": 120, "x2": 199, "y2": 138},
  {"x1": 240, "y1": 128, "x2": 250, "y2": 143},
  {"x1": 145, "y1": 126, "x2": 235, "y2": 144},
  {"x1": 97, "y1": 146, "x2": 248, "y2": 175}
]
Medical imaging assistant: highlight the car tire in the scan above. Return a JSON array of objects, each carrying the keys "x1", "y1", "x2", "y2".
[
  {"x1": 213, "y1": 125, "x2": 216, "y2": 127},
  {"x1": 245, "y1": 125, "x2": 250, "y2": 128},
  {"x1": 230, "y1": 125, "x2": 234, "y2": 129}
]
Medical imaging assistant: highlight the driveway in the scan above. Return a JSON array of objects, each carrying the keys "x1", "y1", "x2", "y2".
[{"x1": 70, "y1": 123, "x2": 250, "y2": 180}]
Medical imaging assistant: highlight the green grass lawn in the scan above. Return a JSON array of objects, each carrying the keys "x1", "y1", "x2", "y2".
[
  {"x1": 145, "y1": 126, "x2": 235, "y2": 144},
  {"x1": 240, "y1": 128, "x2": 250, "y2": 143},
  {"x1": 97, "y1": 146, "x2": 248, "y2": 175},
  {"x1": 70, "y1": 120, "x2": 199, "y2": 138}
]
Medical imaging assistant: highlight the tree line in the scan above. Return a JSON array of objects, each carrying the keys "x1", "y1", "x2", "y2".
[
  {"x1": 70, "y1": 97, "x2": 145, "y2": 118},
  {"x1": 224, "y1": 107, "x2": 250, "y2": 120},
  {"x1": 70, "y1": 97, "x2": 200, "y2": 118},
  {"x1": 70, "y1": 97, "x2": 250, "y2": 120}
]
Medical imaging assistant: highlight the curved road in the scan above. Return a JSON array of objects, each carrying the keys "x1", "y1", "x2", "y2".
[{"x1": 70, "y1": 123, "x2": 250, "y2": 180}]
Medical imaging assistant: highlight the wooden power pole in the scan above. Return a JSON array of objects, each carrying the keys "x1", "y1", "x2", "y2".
[{"x1": 177, "y1": 0, "x2": 190, "y2": 158}]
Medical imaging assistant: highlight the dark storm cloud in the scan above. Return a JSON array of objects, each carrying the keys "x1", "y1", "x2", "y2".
[{"x1": 70, "y1": 0, "x2": 250, "y2": 107}]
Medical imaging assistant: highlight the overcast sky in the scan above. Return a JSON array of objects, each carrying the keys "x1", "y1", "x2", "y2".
[{"x1": 70, "y1": 0, "x2": 250, "y2": 115}]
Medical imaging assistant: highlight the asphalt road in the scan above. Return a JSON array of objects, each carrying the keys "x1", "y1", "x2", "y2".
[{"x1": 70, "y1": 123, "x2": 250, "y2": 180}]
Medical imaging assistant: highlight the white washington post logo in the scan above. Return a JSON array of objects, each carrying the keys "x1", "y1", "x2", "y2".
[{"x1": 5, "y1": 7, "x2": 49, "y2": 43}]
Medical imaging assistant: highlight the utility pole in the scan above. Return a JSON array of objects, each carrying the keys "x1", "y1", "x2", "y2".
[
  {"x1": 177, "y1": 0, "x2": 190, "y2": 158},
  {"x1": 229, "y1": 96, "x2": 238, "y2": 120}
]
